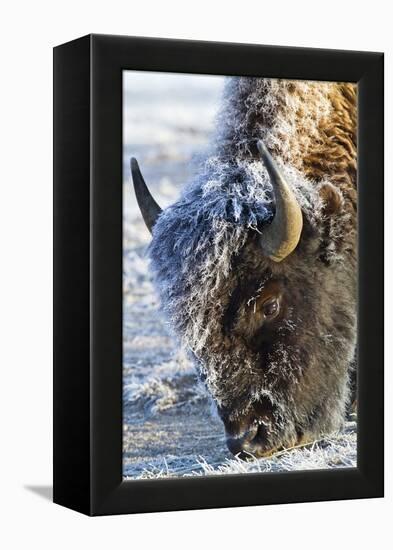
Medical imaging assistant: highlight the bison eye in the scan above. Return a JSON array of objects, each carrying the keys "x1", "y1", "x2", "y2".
[{"x1": 262, "y1": 297, "x2": 279, "y2": 318}]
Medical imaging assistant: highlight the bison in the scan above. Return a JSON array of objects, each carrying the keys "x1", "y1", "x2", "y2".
[{"x1": 130, "y1": 77, "x2": 357, "y2": 458}]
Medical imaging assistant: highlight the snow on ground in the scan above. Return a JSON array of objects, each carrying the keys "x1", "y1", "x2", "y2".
[{"x1": 122, "y1": 71, "x2": 357, "y2": 479}]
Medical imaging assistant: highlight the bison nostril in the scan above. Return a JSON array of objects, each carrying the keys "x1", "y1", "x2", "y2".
[
  {"x1": 225, "y1": 437, "x2": 244, "y2": 456},
  {"x1": 225, "y1": 421, "x2": 271, "y2": 459},
  {"x1": 225, "y1": 422, "x2": 260, "y2": 457}
]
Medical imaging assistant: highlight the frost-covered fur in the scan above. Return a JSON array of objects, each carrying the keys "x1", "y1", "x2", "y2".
[{"x1": 149, "y1": 78, "x2": 357, "y2": 456}]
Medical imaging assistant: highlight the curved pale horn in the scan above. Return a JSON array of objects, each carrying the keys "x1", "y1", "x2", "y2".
[
  {"x1": 257, "y1": 140, "x2": 303, "y2": 262},
  {"x1": 130, "y1": 158, "x2": 162, "y2": 234}
]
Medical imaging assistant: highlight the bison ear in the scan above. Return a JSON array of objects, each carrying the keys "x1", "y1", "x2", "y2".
[
  {"x1": 317, "y1": 182, "x2": 347, "y2": 265},
  {"x1": 318, "y1": 182, "x2": 344, "y2": 217}
]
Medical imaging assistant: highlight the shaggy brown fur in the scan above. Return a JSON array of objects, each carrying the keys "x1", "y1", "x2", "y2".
[{"x1": 219, "y1": 79, "x2": 357, "y2": 209}]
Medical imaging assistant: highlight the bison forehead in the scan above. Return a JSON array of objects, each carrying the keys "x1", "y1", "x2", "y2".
[{"x1": 148, "y1": 165, "x2": 322, "y2": 359}]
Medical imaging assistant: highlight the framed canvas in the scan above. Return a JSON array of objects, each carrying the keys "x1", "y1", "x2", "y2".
[{"x1": 53, "y1": 34, "x2": 384, "y2": 516}]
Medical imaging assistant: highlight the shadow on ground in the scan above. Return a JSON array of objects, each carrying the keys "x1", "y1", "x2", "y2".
[{"x1": 24, "y1": 485, "x2": 52, "y2": 501}]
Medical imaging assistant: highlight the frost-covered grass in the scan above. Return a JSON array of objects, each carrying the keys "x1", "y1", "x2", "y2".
[
  {"x1": 122, "y1": 72, "x2": 357, "y2": 479},
  {"x1": 125, "y1": 420, "x2": 356, "y2": 479}
]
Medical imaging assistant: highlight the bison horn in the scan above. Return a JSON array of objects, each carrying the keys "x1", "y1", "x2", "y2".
[
  {"x1": 257, "y1": 140, "x2": 303, "y2": 262},
  {"x1": 130, "y1": 158, "x2": 162, "y2": 234}
]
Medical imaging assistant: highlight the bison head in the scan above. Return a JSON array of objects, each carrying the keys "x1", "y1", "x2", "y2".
[{"x1": 131, "y1": 140, "x2": 357, "y2": 458}]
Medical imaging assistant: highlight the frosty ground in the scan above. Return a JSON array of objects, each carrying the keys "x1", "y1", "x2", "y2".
[{"x1": 122, "y1": 72, "x2": 357, "y2": 479}]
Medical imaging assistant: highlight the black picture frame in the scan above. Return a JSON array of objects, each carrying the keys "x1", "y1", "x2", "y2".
[{"x1": 53, "y1": 34, "x2": 384, "y2": 516}]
